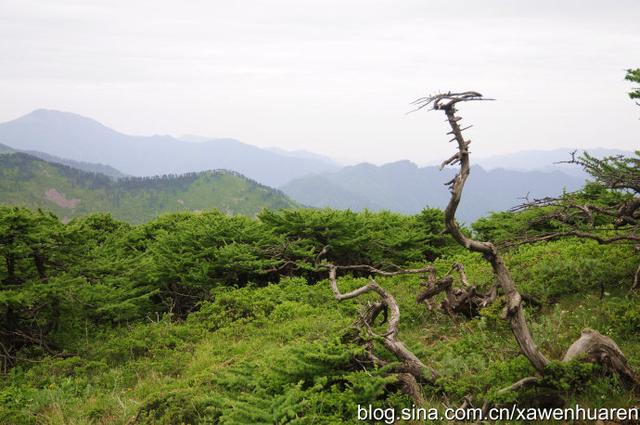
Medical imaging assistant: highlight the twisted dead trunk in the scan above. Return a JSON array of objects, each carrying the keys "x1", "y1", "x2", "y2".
[
  {"x1": 433, "y1": 93, "x2": 549, "y2": 372},
  {"x1": 416, "y1": 91, "x2": 638, "y2": 394},
  {"x1": 328, "y1": 265, "x2": 439, "y2": 383}
]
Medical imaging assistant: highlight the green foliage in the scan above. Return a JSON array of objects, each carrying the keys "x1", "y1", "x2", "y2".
[
  {"x1": 506, "y1": 239, "x2": 636, "y2": 300},
  {"x1": 479, "y1": 356, "x2": 537, "y2": 404},
  {"x1": 606, "y1": 295, "x2": 640, "y2": 337},
  {"x1": 626, "y1": 68, "x2": 640, "y2": 100},
  {"x1": 541, "y1": 360, "x2": 598, "y2": 392},
  {"x1": 0, "y1": 206, "x2": 454, "y2": 366},
  {"x1": 0, "y1": 198, "x2": 639, "y2": 422},
  {"x1": 578, "y1": 151, "x2": 639, "y2": 193},
  {"x1": 258, "y1": 207, "x2": 455, "y2": 271},
  {"x1": 145, "y1": 211, "x2": 281, "y2": 315},
  {"x1": 472, "y1": 207, "x2": 558, "y2": 243}
]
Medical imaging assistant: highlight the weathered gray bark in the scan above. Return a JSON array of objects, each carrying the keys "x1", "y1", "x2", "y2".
[
  {"x1": 325, "y1": 264, "x2": 439, "y2": 404},
  {"x1": 416, "y1": 263, "x2": 500, "y2": 319},
  {"x1": 563, "y1": 328, "x2": 639, "y2": 387},
  {"x1": 419, "y1": 91, "x2": 639, "y2": 395},
  {"x1": 327, "y1": 265, "x2": 438, "y2": 383},
  {"x1": 417, "y1": 92, "x2": 549, "y2": 372}
]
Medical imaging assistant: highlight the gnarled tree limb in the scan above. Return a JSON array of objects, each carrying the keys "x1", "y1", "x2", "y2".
[
  {"x1": 563, "y1": 328, "x2": 639, "y2": 387},
  {"x1": 421, "y1": 90, "x2": 639, "y2": 404},
  {"x1": 326, "y1": 263, "x2": 439, "y2": 402},
  {"x1": 420, "y1": 91, "x2": 549, "y2": 372},
  {"x1": 416, "y1": 264, "x2": 500, "y2": 319}
]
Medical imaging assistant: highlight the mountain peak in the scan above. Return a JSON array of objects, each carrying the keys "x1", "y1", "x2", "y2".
[
  {"x1": 0, "y1": 109, "x2": 340, "y2": 186},
  {"x1": 11, "y1": 109, "x2": 118, "y2": 136},
  {"x1": 23, "y1": 108, "x2": 102, "y2": 123},
  {"x1": 381, "y1": 160, "x2": 418, "y2": 170}
]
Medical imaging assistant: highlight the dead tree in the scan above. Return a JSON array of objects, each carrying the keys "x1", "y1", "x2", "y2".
[
  {"x1": 415, "y1": 91, "x2": 639, "y2": 397},
  {"x1": 416, "y1": 263, "x2": 499, "y2": 319},
  {"x1": 323, "y1": 263, "x2": 439, "y2": 404}
]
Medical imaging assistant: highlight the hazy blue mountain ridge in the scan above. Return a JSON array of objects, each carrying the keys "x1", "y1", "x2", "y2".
[
  {"x1": 1, "y1": 109, "x2": 618, "y2": 223},
  {"x1": 0, "y1": 109, "x2": 339, "y2": 187},
  {"x1": 280, "y1": 160, "x2": 585, "y2": 223},
  {"x1": 475, "y1": 148, "x2": 633, "y2": 177}
]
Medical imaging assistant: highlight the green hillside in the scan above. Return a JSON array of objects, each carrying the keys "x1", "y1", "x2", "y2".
[
  {"x1": 0, "y1": 152, "x2": 297, "y2": 222},
  {"x1": 0, "y1": 205, "x2": 638, "y2": 424}
]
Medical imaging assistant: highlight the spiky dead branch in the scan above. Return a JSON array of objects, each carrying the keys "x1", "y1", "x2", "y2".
[
  {"x1": 422, "y1": 90, "x2": 639, "y2": 401},
  {"x1": 419, "y1": 91, "x2": 550, "y2": 373}
]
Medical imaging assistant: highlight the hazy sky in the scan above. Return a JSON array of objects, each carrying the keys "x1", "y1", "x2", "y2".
[{"x1": 1, "y1": 0, "x2": 638, "y2": 164}]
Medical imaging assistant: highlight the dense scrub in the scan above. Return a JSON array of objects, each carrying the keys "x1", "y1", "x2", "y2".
[
  {"x1": 0, "y1": 201, "x2": 639, "y2": 423},
  {"x1": 0, "y1": 206, "x2": 455, "y2": 367}
]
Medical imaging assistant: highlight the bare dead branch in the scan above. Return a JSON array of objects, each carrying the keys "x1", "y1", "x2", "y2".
[
  {"x1": 330, "y1": 264, "x2": 435, "y2": 277},
  {"x1": 633, "y1": 262, "x2": 640, "y2": 290},
  {"x1": 422, "y1": 89, "x2": 639, "y2": 405},
  {"x1": 421, "y1": 91, "x2": 550, "y2": 372},
  {"x1": 453, "y1": 263, "x2": 470, "y2": 287},
  {"x1": 327, "y1": 264, "x2": 439, "y2": 387},
  {"x1": 496, "y1": 376, "x2": 541, "y2": 395}
]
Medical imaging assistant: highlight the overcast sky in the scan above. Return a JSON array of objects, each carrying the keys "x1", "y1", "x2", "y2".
[{"x1": 1, "y1": 0, "x2": 638, "y2": 164}]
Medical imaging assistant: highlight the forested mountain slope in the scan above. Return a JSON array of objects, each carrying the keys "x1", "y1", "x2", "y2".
[{"x1": 0, "y1": 152, "x2": 297, "y2": 222}]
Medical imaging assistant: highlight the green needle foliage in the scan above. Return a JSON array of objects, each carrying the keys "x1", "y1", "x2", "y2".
[
  {"x1": 0, "y1": 200, "x2": 637, "y2": 423},
  {"x1": 626, "y1": 68, "x2": 640, "y2": 101}
]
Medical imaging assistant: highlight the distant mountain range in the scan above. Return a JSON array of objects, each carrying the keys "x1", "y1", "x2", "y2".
[
  {"x1": 280, "y1": 160, "x2": 586, "y2": 223},
  {"x1": 0, "y1": 108, "x2": 630, "y2": 224},
  {"x1": 0, "y1": 151, "x2": 297, "y2": 223},
  {"x1": 475, "y1": 148, "x2": 633, "y2": 177},
  {"x1": 0, "y1": 109, "x2": 339, "y2": 187}
]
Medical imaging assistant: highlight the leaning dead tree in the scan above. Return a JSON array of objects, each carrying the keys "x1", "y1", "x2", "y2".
[
  {"x1": 321, "y1": 261, "x2": 439, "y2": 404},
  {"x1": 415, "y1": 91, "x2": 639, "y2": 395}
]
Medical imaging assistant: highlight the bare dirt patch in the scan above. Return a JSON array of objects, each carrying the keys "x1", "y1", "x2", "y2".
[{"x1": 44, "y1": 188, "x2": 80, "y2": 209}]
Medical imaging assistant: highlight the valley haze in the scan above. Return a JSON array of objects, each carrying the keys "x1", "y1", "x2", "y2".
[{"x1": 0, "y1": 108, "x2": 629, "y2": 222}]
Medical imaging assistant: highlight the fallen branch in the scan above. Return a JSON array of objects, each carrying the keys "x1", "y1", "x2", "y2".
[
  {"x1": 416, "y1": 264, "x2": 500, "y2": 319},
  {"x1": 326, "y1": 263, "x2": 439, "y2": 403}
]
